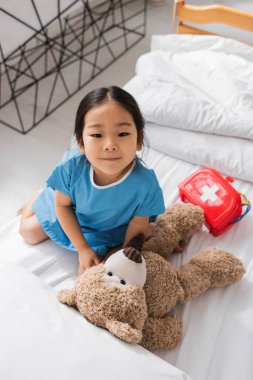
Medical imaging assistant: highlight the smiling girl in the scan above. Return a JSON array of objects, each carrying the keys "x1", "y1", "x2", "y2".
[{"x1": 19, "y1": 86, "x2": 165, "y2": 275}]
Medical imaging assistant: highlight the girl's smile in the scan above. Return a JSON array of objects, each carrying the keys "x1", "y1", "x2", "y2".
[
  {"x1": 100, "y1": 157, "x2": 121, "y2": 160},
  {"x1": 81, "y1": 99, "x2": 141, "y2": 186}
]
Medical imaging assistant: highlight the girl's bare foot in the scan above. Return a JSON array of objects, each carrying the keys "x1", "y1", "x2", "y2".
[
  {"x1": 17, "y1": 189, "x2": 43, "y2": 216},
  {"x1": 17, "y1": 202, "x2": 28, "y2": 216}
]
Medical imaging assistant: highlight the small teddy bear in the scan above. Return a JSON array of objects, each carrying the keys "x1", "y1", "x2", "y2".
[{"x1": 58, "y1": 203, "x2": 245, "y2": 349}]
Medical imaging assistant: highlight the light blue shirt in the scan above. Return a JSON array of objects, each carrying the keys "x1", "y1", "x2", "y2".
[{"x1": 33, "y1": 149, "x2": 165, "y2": 256}]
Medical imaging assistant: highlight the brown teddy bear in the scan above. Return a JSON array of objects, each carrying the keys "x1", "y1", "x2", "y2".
[{"x1": 58, "y1": 203, "x2": 245, "y2": 349}]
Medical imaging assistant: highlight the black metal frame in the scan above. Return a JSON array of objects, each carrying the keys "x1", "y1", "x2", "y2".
[{"x1": 0, "y1": 0, "x2": 147, "y2": 134}]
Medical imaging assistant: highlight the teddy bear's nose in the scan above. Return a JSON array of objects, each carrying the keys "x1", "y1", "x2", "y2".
[{"x1": 123, "y1": 247, "x2": 142, "y2": 263}]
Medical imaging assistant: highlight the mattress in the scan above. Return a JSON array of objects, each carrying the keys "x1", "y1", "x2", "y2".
[{"x1": 1, "y1": 147, "x2": 253, "y2": 380}]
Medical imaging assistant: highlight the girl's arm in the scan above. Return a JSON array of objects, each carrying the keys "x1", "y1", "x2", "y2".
[
  {"x1": 54, "y1": 190, "x2": 100, "y2": 275},
  {"x1": 123, "y1": 215, "x2": 151, "y2": 247}
]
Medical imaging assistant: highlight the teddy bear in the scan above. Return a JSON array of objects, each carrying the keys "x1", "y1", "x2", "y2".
[{"x1": 58, "y1": 203, "x2": 245, "y2": 350}]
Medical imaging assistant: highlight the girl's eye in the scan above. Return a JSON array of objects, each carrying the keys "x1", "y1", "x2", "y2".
[
  {"x1": 118, "y1": 132, "x2": 129, "y2": 137},
  {"x1": 91, "y1": 134, "x2": 102, "y2": 138}
]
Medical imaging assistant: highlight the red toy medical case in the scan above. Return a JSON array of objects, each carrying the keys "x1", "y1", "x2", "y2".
[{"x1": 178, "y1": 167, "x2": 250, "y2": 236}]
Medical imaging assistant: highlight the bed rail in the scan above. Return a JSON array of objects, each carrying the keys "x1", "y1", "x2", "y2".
[{"x1": 172, "y1": 0, "x2": 253, "y2": 37}]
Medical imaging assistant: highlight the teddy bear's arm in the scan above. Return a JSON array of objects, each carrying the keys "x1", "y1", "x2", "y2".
[
  {"x1": 141, "y1": 314, "x2": 183, "y2": 350},
  {"x1": 105, "y1": 320, "x2": 142, "y2": 344},
  {"x1": 143, "y1": 203, "x2": 204, "y2": 259},
  {"x1": 57, "y1": 289, "x2": 77, "y2": 306}
]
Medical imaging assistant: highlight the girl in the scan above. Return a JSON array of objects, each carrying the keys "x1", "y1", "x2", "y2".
[{"x1": 19, "y1": 86, "x2": 165, "y2": 275}]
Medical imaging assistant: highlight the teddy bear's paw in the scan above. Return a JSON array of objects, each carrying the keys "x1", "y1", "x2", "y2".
[
  {"x1": 191, "y1": 247, "x2": 245, "y2": 287},
  {"x1": 141, "y1": 314, "x2": 183, "y2": 350},
  {"x1": 106, "y1": 320, "x2": 142, "y2": 344},
  {"x1": 143, "y1": 203, "x2": 204, "y2": 258},
  {"x1": 163, "y1": 203, "x2": 205, "y2": 238},
  {"x1": 57, "y1": 289, "x2": 77, "y2": 306}
]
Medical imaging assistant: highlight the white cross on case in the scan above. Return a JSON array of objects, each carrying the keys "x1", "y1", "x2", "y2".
[{"x1": 200, "y1": 184, "x2": 219, "y2": 202}]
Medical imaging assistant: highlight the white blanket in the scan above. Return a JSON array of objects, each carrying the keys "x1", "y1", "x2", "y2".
[
  {"x1": 124, "y1": 35, "x2": 253, "y2": 183},
  {"x1": 125, "y1": 35, "x2": 253, "y2": 140},
  {"x1": 0, "y1": 261, "x2": 189, "y2": 380}
]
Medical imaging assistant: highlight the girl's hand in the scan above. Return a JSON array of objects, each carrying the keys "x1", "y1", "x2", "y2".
[{"x1": 78, "y1": 248, "x2": 101, "y2": 276}]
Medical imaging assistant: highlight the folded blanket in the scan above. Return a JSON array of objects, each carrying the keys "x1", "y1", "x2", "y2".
[
  {"x1": 124, "y1": 35, "x2": 253, "y2": 183},
  {"x1": 125, "y1": 35, "x2": 253, "y2": 140}
]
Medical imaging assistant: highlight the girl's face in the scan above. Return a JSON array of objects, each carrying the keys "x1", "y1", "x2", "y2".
[{"x1": 81, "y1": 99, "x2": 142, "y2": 186}]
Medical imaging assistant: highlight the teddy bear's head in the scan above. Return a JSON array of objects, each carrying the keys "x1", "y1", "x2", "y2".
[{"x1": 58, "y1": 248, "x2": 148, "y2": 344}]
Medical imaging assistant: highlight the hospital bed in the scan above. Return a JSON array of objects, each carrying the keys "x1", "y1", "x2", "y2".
[{"x1": 1, "y1": 2, "x2": 253, "y2": 379}]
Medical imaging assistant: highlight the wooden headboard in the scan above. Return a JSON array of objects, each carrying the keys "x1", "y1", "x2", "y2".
[{"x1": 172, "y1": 0, "x2": 253, "y2": 39}]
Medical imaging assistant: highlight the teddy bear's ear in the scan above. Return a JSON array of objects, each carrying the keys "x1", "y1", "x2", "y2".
[
  {"x1": 125, "y1": 233, "x2": 146, "y2": 252},
  {"x1": 57, "y1": 289, "x2": 77, "y2": 306},
  {"x1": 106, "y1": 320, "x2": 142, "y2": 344}
]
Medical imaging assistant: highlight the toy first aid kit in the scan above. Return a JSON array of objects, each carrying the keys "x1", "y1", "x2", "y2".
[{"x1": 178, "y1": 167, "x2": 251, "y2": 236}]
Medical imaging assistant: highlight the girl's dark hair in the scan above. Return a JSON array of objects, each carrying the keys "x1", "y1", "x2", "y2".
[{"x1": 74, "y1": 86, "x2": 145, "y2": 147}]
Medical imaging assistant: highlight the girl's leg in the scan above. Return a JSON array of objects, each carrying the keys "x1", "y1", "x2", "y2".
[{"x1": 19, "y1": 189, "x2": 48, "y2": 245}]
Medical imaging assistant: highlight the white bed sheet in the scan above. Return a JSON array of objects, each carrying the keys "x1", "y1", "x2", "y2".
[
  {"x1": 143, "y1": 149, "x2": 253, "y2": 380},
  {"x1": 1, "y1": 148, "x2": 253, "y2": 380},
  {"x1": 0, "y1": 260, "x2": 189, "y2": 380}
]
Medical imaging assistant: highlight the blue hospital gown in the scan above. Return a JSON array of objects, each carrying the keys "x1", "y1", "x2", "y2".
[{"x1": 32, "y1": 149, "x2": 165, "y2": 256}]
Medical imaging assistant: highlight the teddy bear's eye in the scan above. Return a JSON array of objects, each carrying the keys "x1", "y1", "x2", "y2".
[
  {"x1": 107, "y1": 271, "x2": 113, "y2": 276},
  {"x1": 120, "y1": 279, "x2": 126, "y2": 285}
]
